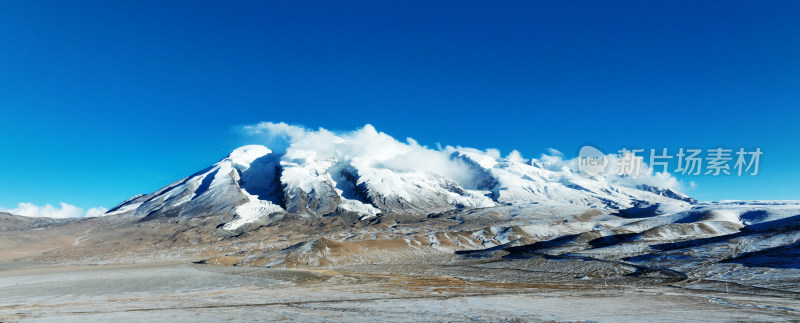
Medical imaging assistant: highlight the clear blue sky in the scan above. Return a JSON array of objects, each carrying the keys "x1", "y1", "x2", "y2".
[{"x1": 0, "y1": 0, "x2": 798, "y2": 211}]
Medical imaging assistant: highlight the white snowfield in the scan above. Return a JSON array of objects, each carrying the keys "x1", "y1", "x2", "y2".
[{"x1": 106, "y1": 126, "x2": 696, "y2": 230}]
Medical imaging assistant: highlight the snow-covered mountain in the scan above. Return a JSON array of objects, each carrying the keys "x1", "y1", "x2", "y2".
[{"x1": 107, "y1": 126, "x2": 694, "y2": 230}]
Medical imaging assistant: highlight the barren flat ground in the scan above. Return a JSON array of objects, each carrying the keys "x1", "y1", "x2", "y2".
[
  {"x1": 2, "y1": 261, "x2": 798, "y2": 322},
  {"x1": 2, "y1": 204, "x2": 799, "y2": 322}
]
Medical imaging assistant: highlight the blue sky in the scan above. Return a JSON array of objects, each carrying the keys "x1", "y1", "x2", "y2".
[{"x1": 0, "y1": 1, "x2": 798, "y2": 214}]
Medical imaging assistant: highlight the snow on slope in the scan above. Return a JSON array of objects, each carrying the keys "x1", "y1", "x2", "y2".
[
  {"x1": 108, "y1": 146, "x2": 282, "y2": 229},
  {"x1": 107, "y1": 124, "x2": 695, "y2": 230},
  {"x1": 452, "y1": 150, "x2": 690, "y2": 209}
]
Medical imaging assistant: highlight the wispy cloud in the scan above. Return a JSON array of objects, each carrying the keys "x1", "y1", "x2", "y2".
[
  {"x1": 244, "y1": 122, "x2": 481, "y2": 185},
  {"x1": 241, "y1": 122, "x2": 308, "y2": 154},
  {"x1": 2, "y1": 202, "x2": 108, "y2": 218},
  {"x1": 536, "y1": 150, "x2": 686, "y2": 191},
  {"x1": 242, "y1": 122, "x2": 687, "y2": 192},
  {"x1": 85, "y1": 206, "x2": 110, "y2": 217}
]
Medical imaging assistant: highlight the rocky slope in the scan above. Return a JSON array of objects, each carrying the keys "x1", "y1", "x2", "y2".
[{"x1": 106, "y1": 141, "x2": 694, "y2": 232}]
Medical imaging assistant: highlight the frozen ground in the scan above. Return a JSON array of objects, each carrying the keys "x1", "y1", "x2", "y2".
[
  {"x1": 1, "y1": 261, "x2": 798, "y2": 322},
  {"x1": 2, "y1": 201, "x2": 799, "y2": 322}
]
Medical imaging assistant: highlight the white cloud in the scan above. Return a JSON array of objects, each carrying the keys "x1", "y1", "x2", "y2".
[
  {"x1": 535, "y1": 149, "x2": 686, "y2": 191},
  {"x1": 505, "y1": 150, "x2": 525, "y2": 163},
  {"x1": 547, "y1": 148, "x2": 564, "y2": 156},
  {"x1": 241, "y1": 122, "x2": 309, "y2": 154},
  {"x1": 85, "y1": 207, "x2": 110, "y2": 217},
  {"x1": 538, "y1": 151, "x2": 570, "y2": 170},
  {"x1": 242, "y1": 122, "x2": 689, "y2": 194},
  {"x1": 243, "y1": 123, "x2": 490, "y2": 186},
  {"x1": 4, "y1": 202, "x2": 108, "y2": 218}
]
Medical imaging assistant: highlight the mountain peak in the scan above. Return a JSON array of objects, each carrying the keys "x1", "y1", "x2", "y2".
[
  {"x1": 107, "y1": 125, "x2": 693, "y2": 231},
  {"x1": 227, "y1": 145, "x2": 271, "y2": 169}
]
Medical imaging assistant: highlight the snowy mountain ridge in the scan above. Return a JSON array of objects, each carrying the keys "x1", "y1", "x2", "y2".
[{"x1": 107, "y1": 125, "x2": 695, "y2": 230}]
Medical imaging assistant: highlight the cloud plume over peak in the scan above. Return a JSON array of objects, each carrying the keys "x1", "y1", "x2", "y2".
[{"x1": 241, "y1": 122, "x2": 687, "y2": 192}]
